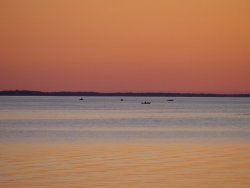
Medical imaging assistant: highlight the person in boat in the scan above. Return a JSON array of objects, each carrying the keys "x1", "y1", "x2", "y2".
[{"x1": 141, "y1": 101, "x2": 151, "y2": 104}]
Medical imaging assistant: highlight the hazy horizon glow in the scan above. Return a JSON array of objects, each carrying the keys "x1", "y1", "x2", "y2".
[{"x1": 0, "y1": 0, "x2": 250, "y2": 94}]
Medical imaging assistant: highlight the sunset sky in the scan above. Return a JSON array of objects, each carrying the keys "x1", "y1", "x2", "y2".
[{"x1": 0, "y1": 0, "x2": 249, "y2": 93}]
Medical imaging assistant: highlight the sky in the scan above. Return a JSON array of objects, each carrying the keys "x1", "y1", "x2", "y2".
[{"x1": 0, "y1": 0, "x2": 250, "y2": 93}]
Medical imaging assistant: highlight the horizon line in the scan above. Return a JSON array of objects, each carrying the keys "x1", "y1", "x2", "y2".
[{"x1": 0, "y1": 90, "x2": 250, "y2": 97}]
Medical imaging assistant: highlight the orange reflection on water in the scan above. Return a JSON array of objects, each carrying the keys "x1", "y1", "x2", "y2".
[{"x1": 0, "y1": 142, "x2": 250, "y2": 188}]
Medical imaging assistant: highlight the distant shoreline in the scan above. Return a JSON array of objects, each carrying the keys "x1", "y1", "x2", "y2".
[{"x1": 0, "y1": 90, "x2": 249, "y2": 97}]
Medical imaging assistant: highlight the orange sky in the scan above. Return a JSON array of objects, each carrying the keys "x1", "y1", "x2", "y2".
[{"x1": 0, "y1": 0, "x2": 250, "y2": 93}]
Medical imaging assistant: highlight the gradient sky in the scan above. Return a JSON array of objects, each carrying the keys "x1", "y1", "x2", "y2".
[{"x1": 0, "y1": 0, "x2": 250, "y2": 93}]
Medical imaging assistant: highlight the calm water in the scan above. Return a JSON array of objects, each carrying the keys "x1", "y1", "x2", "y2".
[
  {"x1": 1, "y1": 96, "x2": 250, "y2": 187},
  {"x1": 0, "y1": 96, "x2": 249, "y2": 143}
]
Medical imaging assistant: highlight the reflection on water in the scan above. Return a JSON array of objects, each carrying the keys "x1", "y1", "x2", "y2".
[
  {"x1": 0, "y1": 143, "x2": 250, "y2": 188},
  {"x1": 0, "y1": 97, "x2": 250, "y2": 187},
  {"x1": 0, "y1": 96, "x2": 250, "y2": 142}
]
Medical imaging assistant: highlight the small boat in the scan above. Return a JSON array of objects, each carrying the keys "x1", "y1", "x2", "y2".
[
  {"x1": 79, "y1": 98, "x2": 84, "y2": 101},
  {"x1": 141, "y1": 101, "x2": 151, "y2": 104},
  {"x1": 120, "y1": 99, "x2": 124, "y2": 101},
  {"x1": 167, "y1": 99, "x2": 174, "y2": 102}
]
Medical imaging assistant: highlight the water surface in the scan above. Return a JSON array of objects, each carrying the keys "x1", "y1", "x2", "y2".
[
  {"x1": 0, "y1": 96, "x2": 249, "y2": 143},
  {"x1": 0, "y1": 96, "x2": 250, "y2": 187}
]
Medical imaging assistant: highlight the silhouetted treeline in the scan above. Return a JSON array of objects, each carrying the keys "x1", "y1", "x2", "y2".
[{"x1": 0, "y1": 90, "x2": 249, "y2": 97}]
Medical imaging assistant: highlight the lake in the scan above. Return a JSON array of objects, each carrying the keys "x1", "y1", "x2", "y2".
[{"x1": 0, "y1": 96, "x2": 250, "y2": 187}]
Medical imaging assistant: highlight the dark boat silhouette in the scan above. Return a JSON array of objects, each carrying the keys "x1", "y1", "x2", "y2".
[
  {"x1": 120, "y1": 99, "x2": 124, "y2": 101},
  {"x1": 141, "y1": 101, "x2": 151, "y2": 104},
  {"x1": 79, "y1": 98, "x2": 84, "y2": 101},
  {"x1": 167, "y1": 99, "x2": 174, "y2": 102}
]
